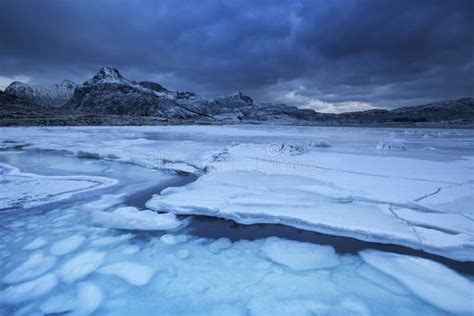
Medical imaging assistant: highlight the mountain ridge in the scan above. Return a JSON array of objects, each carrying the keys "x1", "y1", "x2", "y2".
[{"x1": 1, "y1": 66, "x2": 473, "y2": 126}]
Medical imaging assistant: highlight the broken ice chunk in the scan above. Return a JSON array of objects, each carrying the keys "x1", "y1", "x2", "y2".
[
  {"x1": 3, "y1": 251, "x2": 56, "y2": 284},
  {"x1": 307, "y1": 140, "x2": 331, "y2": 148},
  {"x1": 40, "y1": 294, "x2": 77, "y2": 314},
  {"x1": 0, "y1": 273, "x2": 58, "y2": 304},
  {"x1": 57, "y1": 251, "x2": 105, "y2": 284},
  {"x1": 176, "y1": 249, "x2": 190, "y2": 259},
  {"x1": 359, "y1": 249, "x2": 474, "y2": 314},
  {"x1": 74, "y1": 282, "x2": 103, "y2": 315},
  {"x1": 261, "y1": 237, "x2": 340, "y2": 271},
  {"x1": 91, "y1": 206, "x2": 184, "y2": 230},
  {"x1": 89, "y1": 234, "x2": 132, "y2": 247},
  {"x1": 23, "y1": 237, "x2": 48, "y2": 250},
  {"x1": 50, "y1": 234, "x2": 85, "y2": 256},
  {"x1": 160, "y1": 234, "x2": 178, "y2": 245},
  {"x1": 376, "y1": 141, "x2": 406, "y2": 151},
  {"x1": 208, "y1": 238, "x2": 232, "y2": 254},
  {"x1": 98, "y1": 261, "x2": 154, "y2": 286}
]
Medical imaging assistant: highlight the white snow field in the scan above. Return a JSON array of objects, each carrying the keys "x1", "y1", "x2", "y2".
[{"x1": 0, "y1": 125, "x2": 473, "y2": 315}]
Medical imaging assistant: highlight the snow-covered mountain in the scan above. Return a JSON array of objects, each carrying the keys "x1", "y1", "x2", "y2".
[
  {"x1": 64, "y1": 67, "x2": 207, "y2": 120},
  {"x1": 4, "y1": 79, "x2": 78, "y2": 107},
  {"x1": 63, "y1": 67, "x2": 320, "y2": 123},
  {"x1": 176, "y1": 91, "x2": 329, "y2": 123},
  {"x1": 1, "y1": 66, "x2": 473, "y2": 126},
  {"x1": 338, "y1": 98, "x2": 474, "y2": 124}
]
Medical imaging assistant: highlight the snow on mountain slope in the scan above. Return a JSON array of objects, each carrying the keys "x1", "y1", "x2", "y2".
[
  {"x1": 64, "y1": 67, "x2": 210, "y2": 120},
  {"x1": 4, "y1": 80, "x2": 78, "y2": 107},
  {"x1": 3, "y1": 66, "x2": 471, "y2": 125}
]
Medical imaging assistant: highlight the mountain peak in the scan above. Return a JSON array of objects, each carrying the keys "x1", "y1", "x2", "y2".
[
  {"x1": 85, "y1": 67, "x2": 126, "y2": 85},
  {"x1": 8, "y1": 81, "x2": 27, "y2": 87},
  {"x1": 230, "y1": 91, "x2": 253, "y2": 104},
  {"x1": 58, "y1": 79, "x2": 78, "y2": 89}
]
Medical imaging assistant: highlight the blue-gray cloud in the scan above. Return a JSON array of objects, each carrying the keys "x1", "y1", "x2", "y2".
[{"x1": 0, "y1": 0, "x2": 472, "y2": 111}]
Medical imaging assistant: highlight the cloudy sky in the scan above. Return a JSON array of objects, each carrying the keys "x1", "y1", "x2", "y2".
[{"x1": 0, "y1": 0, "x2": 472, "y2": 112}]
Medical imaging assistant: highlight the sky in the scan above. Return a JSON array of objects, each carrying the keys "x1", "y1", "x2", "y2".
[{"x1": 0, "y1": 0, "x2": 472, "y2": 113}]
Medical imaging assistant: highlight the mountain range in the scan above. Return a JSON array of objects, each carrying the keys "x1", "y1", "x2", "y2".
[{"x1": 1, "y1": 67, "x2": 473, "y2": 126}]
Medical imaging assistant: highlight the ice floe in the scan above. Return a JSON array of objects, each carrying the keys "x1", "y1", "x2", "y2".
[
  {"x1": 261, "y1": 237, "x2": 340, "y2": 270},
  {"x1": 0, "y1": 273, "x2": 58, "y2": 304},
  {"x1": 23, "y1": 237, "x2": 48, "y2": 250},
  {"x1": 91, "y1": 206, "x2": 184, "y2": 231},
  {"x1": 98, "y1": 261, "x2": 154, "y2": 286},
  {"x1": 89, "y1": 234, "x2": 133, "y2": 247},
  {"x1": 75, "y1": 282, "x2": 103, "y2": 315},
  {"x1": 50, "y1": 234, "x2": 85, "y2": 256},
  {"x1": 360, "y1": 250, "x2": 474, "y2": 314},
  {"x1": 376, "y1": 140, "x2": 407, "y2": 151},
  {"x1": 147, "y1": 171, "x2": 474, "y2": 261},
  {"x1": 0, "y1": 125, "x2": 473, "y2": 315},
  {"x1": 3, "y1": 251, "x2": 56, "y2": 284},
  {"x1": 0, "y1": 162, "x2": 117, "y2": 209},
  {"x1": 57, "y1": 251, "x2": 104, "y2": 284},
  {"x1": 40, "y1": 293, "x2": 77, "y2": 314},
  {"x1": 208, "y1": 238, "x2": 232, "y2": 253}
]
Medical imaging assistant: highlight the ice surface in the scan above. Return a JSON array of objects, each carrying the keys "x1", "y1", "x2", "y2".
[
  {"x1": 40, "y1": 293, "x2": 77, "y2": 314},
  {"x1": 50, "y1": 234, "x2": 85, "y2": 256},
  {"x1": 0, "y1": 273, "x2": 58, "y2": 304},
  {"x1": 376, "y1": 140, "x2": 407, "y2": 151},
  {"x1": 23, "y1": 237, "x2": 48, "y2": 250},
  {"x1": 0, "y1": 126, "x2": 473, "y2": 315},
  {"x1": 261, "y1": 237, "x2": 340, "y2": 270},
  {"x1": 307, "y1": 140, "x2": 331, "y2": 148},
  {"x1": 75, "y1": 282, "x2": 103, "y2": 315},
  {"x1": 176, "y1": 249, "x2": 190, "y2": 259},
  {"x1": 160, "y1": 234, "x2": 177, "y2": 245},
  {"x1": 99, "y1": 261, "x2": 154, "y2": 286},
  {"x1": 121, "y1": 245, "x2": 140, "y2": 255},
  {"x1": 208, "y1": 238, "x2": 232, "y2": 253},
  {"x1": 147, "y1": 171, "x2": 473, "y2": 261},
  {"x1": 89, "y1": 234, "x2": 133, "y2": 247},
  {"x1": 57, "y1": 251, "x2": 105, "y2": 284},
  {"x1": 393, "y1": 207, "x2": 474, "y2": 235},
  {"x1": 360, "y1": 250, "x2": 474, "y2": 314},
  {"x1": 3, "y1": 251, "x2": 56, "y2": 284},
  {"x1": 91, "y1": 206, "x2": 184, "y2": 231},
  {"x1": 416, "y1": 183, "x2": 474, "y2": 215},
  {"x1": 0, "y1": 162, "x2": 117, "y2": 209}
]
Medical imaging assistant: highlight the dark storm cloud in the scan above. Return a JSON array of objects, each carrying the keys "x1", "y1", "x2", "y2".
[{"x1": 0, "y1": 0, "x2": 472, "y2": 112}]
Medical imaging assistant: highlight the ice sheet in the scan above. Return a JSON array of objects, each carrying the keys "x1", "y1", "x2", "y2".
[
  {"x1": 360, "y1": 250, "x2": 474, "y2": 314},
  {"x1": 0, "y1": 125, "x2": 473, "y2": 315},
  {"x1": 147, "y1": 171, "x2": 474, "y2": 261}
]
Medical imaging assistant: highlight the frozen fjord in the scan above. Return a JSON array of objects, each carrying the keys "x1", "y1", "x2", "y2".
[{"x1": 0, "y1": 125, "x2": 473, "y2": 315}]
